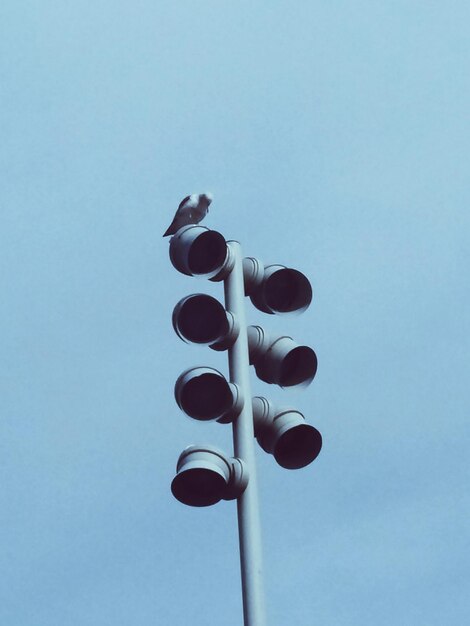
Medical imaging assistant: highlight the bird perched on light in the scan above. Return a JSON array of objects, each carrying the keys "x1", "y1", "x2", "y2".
[{"x1": 163, "y1": 193, "x2": 213, "y2": 237}]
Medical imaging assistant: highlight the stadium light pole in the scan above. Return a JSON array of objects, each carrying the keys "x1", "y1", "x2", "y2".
[
  {"x1": 225, "y1": 241, "x2": 266, "y2": 626},
  {"x1": 169, "y1": 221, "x2": 321, "y2": 626}
]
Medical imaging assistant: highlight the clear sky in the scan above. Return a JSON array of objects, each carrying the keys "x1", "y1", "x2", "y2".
[{"x1": 1, "y1": 2, "x2": 469, "y2": 625}]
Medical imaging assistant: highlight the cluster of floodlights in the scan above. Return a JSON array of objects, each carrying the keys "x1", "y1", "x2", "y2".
[{"x1": 169, "y1": 224, "x2": 322, "y2": 507}]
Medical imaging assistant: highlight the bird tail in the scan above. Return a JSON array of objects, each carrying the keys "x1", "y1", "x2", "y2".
[{"x1": 163, "y1": 221, "x2": 176, "y2": 237}]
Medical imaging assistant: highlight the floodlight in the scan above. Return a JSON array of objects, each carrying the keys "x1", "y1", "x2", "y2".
[
  {"x1": 171, "y1": 445, "x2": 249, "y2": 507},
  {"x1": 252, "y1": 397, "x2": 322, "y2": 469},
  {"x1": 172, "y1": 293, "x2": 238, "y2": 349},
  {"x1": 243, "y1": 258, "x2": 313, "y2": 314},
  {"x1": 174, "y1": 366, "x2": 243, "y2": 423},
  {"x1": 247, "y1": 325, "x2": 317, "y2": 387},
  {"x1": 169, "y1": 225, "x2": 228, "y2": 278}
]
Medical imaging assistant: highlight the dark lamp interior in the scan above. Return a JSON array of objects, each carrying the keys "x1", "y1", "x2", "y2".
[
  {"x1": 274, "y1": 424, "x2": 322, "y2": 469},
  {"x1": 265, "y1": 269, "x2": 312, "y2": 313},
  {"x1": 180, "y1": 373, "x2": 232, "y2": 420},
  {"x1": 178, "y1": 296, "x2": 227, "y2": 343},
  {"x1": 188, "y1": 231, "x2": 226, "y2": 275},
  {"x1": 171, "y1": 468, "x2": 225, "y2": 507},
  {"x1": 280, "y1": 346, "x2": 318, "y2": 386}
]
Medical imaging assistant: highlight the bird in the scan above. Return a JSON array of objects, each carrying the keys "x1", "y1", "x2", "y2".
[{"x1": 163, "y1": 193, "x2": 213, "y2": 237}]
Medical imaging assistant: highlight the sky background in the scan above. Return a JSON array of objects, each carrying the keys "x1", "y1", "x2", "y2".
[{"x1": 1, "y1": 1, "x2": 469, "y2": 625}]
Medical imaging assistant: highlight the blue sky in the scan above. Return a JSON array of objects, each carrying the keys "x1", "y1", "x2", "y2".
[{"x1": 1, "y1": 1, "x2": 469, "y2": 624}]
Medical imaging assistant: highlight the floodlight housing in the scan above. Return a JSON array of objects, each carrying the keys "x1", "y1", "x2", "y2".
[
  {"x1": 247, "y1": 325, "x2": 317, "y2": 387},
  {"x1": 171, "y1": 445, "x2": 249, "y2": 507},
  {"x1": 169, "y1": 225, "x2": 228, "y2": 278},
  {"x1": 243, "y1": 257, "x2": 313, "y2": 315},
  {"x1": 172, "y1": 293, "x2": 239, "y2": 349},
  {"x1": 175, "y1": 366, "x2": 243, "y2": 423},
  {"x1": 252, "y1": 397, "x2": 322, "y2": 469}
]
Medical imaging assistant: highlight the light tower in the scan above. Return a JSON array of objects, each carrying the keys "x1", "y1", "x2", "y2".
[{"x1": 168, "y1": 223, "x2": 321, "y2": 626}]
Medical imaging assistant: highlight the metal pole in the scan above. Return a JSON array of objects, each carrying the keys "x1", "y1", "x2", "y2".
[{"x1": 224, "y1": 241, "x2": 266, "y2": 626}]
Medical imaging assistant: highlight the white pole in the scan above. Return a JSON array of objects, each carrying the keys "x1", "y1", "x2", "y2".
[{"x1": 224, "y1": 241, "x2": 266, "y2": 626}]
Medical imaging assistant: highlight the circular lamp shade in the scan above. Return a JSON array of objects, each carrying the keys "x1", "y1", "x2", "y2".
[
  {"x1": 252, "y1": 397, "x2": 322, "y2": 469},
  {"x1": 171, "y1": 445, "x2": 248, "y2": 507},
  {"x1": 169, "y1": 225, "x2": 227, "y2": 279},
  {"x1": 273, "y1": 422, "x2": 322, "y2": 469},
  {"x1": 171, "y1": 446, "x2": 232, "y2": 507},
  {"x1": 248, "y1": 328, "x2": 318, "y2": 388},
  {"x1": 278, "y1": 344, "x2": 318, "y2": 387},
  {"x1": 249, "y1": 265, "x2": 313, "y2": 315},
  {"x1": 173, "y1": 294, "x2": 229, "y2": 345},
  {"x1": 175, "y1": 367, "x2": 242, "y2": 422}
]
